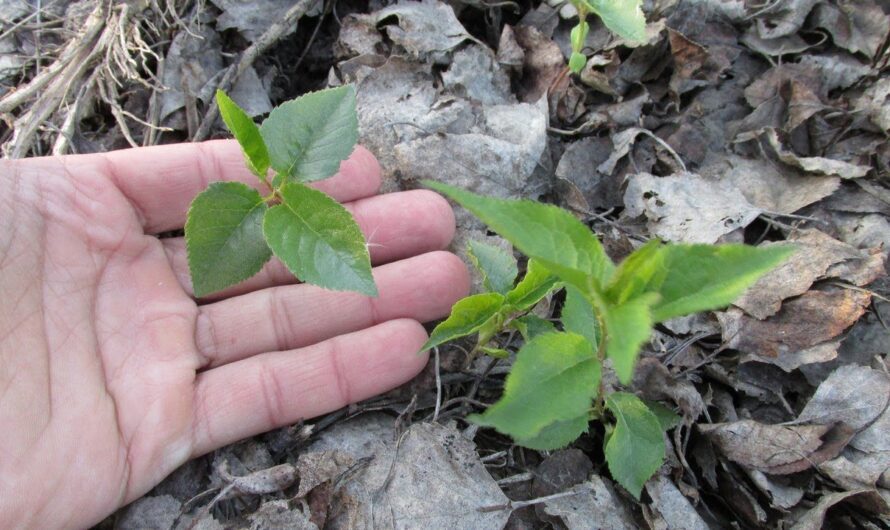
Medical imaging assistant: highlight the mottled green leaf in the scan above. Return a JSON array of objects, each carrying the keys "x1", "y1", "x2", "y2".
[
  {"x1": 651, "y1": 244, "x2": 794, "y2": 322},
  {"x1": 562, "y1": 284, "x2": 601, "y2": 349},
  {"x1": 604, "y1": 294, "x2": 657, "y2": 384},
  {"x1": 263, "y1": 182, "x2": 376, "y2": 296},
  {"x1": 468, "y1": 239, "x2": 518, "y2": 294},
  {"x1": 514, "y1": 415, "x2": 590, "y2": 451},
  {"x1": 216, "y1": 90, "x2": 270, "y2": 178},
  {"x1": 584, "y1": 0, "x2": 647, "y2": 43},
  {"x1": 605, "y1": 392, "x2": 664, "y2": 499},
  {"x1": 185, "y1": 182, "x2": 271, "y2": 297},
  {"x1": 425, "y1": 181, "x2": 614, "y2": 290},
  {"x1": 510, "y1": 314, "x2": 557, "y2": 341},
  {"x1": 505, "y1": 259, "x2": 560, "y2": 311},
  {"x1": 470, "y1": 332, "x2": 600, "y2": 440},
  {"x1": 260, "y1": 85, "x2": 358, "y2": 182},
  {"x1": 422, "y1": 293, "x2": 505, "y2": 351}
]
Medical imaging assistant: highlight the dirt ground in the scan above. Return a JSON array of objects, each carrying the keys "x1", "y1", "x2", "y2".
[{"x1": 2, "y1": 0, "x2": 889, "y2": 528}]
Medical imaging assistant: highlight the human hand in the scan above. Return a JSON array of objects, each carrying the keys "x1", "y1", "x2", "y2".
[{"x1": 0, "y1": 141, "x2": 468, "y2": 529}]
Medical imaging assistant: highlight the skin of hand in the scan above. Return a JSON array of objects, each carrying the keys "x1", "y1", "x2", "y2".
[{"x1": 0, "y1": 141, "x2": 469, "y2": 529}]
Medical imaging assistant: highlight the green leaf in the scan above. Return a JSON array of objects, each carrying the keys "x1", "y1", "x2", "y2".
[
  {"x1": 562, "y1": 284, "x2": 601, "y2": 348},
  {"x1": 185, "y1": 182, "x2": 271, "y2": 297},
  {"x1": 568, "y1": 52, "x2": 587, "y2": 74},
  {"x1": 480, "y1": 346, "x2": 511, "y2": 359},
  {"x1": 584, "y1": 0, "x2": 647, "y2": 43},
  {"x1": 422, "y1": 293, "x2": 505, "y2": 351},
  {"x1": 425, "y1": 181, "x2": 614, "y2": 291},
  {"x1": 505, "y1": 259, "x2": 560, "y2": 311},
  {"x1": 514, "y1": 415, "x2": 590, "y2": 451},
  {"x1": 643, "y1": 400, "x2": 681, "y2": 431},
  {"x1": 468, "y1": 239, "x2": 518, "y2": 295},
  {"x1": 469, "y1": 332, "x2": 600, "y2": 441},
  {"x1": 651, "y1": 244, "x2": 795, "y2": 322},
  {"x1": 263, "y1": 182, "x2": 376, "y2": 296},
  {"x1": 605, "y1": 392, "x2": 664, "y2": 499},
  {"x1": 510, "y1": 314, "x2": 556, "y2": 341},
  {"x1": 604, "y1": 239, "x2": 666, "y2": 306},
  {"x1": 260, "y1": 85, "x2": 358, "y2": 183},
  {"x1": 216, "y1": 90, "x2": 270, "y2": 178},
  {"x1": 604, "y1": 294, "x2": 657, "y2": 384}
]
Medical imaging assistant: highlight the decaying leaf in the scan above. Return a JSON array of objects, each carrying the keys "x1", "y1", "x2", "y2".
[
  {"x1": 735, "y1": 229, "x2": 884, "y2": 319},
  {"x1": 752, "y1": 0, "x2": 818, "y2": 40},
  {"x1": 765, "y1": 129, "x2": 871, "y2": 179},
  {"x1": 374, "y1": 1, "x2": 470, "y2": 63},
  {"x1": 701, "y1": 154, "x2": 839, "y2": 214},
  {"x1": 624, "y1": 171, "x2": 760, "y2": 243},
  {"x1": 645, "y1": 474, "x2": 710, "y2": 530},
  {"x1": 790, "y1": 489, "x2": 890, "y2": 529},
  {"x1": 305, "y1": 414, "x2": 510, "y2": 529},
  {"x1": 667, "y1": 28, "x2": 732, "y2": 97},
  {"x1": 854, "y1": 78, "x2": 890, "y2": 133},
  {"x1": 798, "y1": 365, "x2": 890, "y2": 432},
  {"x1": 542, "y1": 476, "x2": 638, "y2": 530},
  {"x1": 512, "y1": 25, "x2": 565, "y2": 103},
  {"x1": 294, "y1": 450, "x2": 357, "y2": 498},
  {"x1": 699, "y1": 420, "x2": 855, "y2": 475},
  {"x1": 211, "y1": 0, "x2": 310, "y2": 42},
  {"x1": 720, "y1": 289, "x2": 871, "y2": 365},
  {"x1": 808, "y1": 0, "x2": 890, "y2": 59}
]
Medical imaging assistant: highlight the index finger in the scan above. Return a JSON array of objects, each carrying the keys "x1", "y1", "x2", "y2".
[{"x1": 99, "y1": 140, "x2": 382, "y2": 234}]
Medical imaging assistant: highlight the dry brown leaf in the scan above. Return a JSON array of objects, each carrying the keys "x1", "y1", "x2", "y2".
[
  {"x1": 798, "y1": 365, "x2": 890, "y2": 432},
  {"x1": 753, "y1": 0, "x2": 818, "y2": 39},
  {"x1": 790, "y1": 489, "x2": 890, "y2": 529},
  {"x1": 766, "y1": 129, "x2": 871, "y2": 179},
  {"x1": 721, "y1": 289, "x2": 871, "y2": 359},
  {"x1": 512, "y1": 25, "x2": 564, "y2": 103},
  {"x1": 633, "y1": 358, "x2": 705, "y2": 421},
  {"x1": 809, "y1": 0, "x2": 890, "y2": 59},
  {"x1": 735, "y1": 229, "x2": 883, "y2": 319},
  {"x1": 667, "y1": 28, "x2": 732, "y2": 97},
  {"x1": 699, "y1": 420, "x2": 855, "y2": 475}
]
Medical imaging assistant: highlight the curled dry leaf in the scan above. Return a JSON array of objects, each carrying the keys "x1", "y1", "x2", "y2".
[
  {"x1": 790, "y1": 489, "x2": 890, "y2": 529},
  {"x1": 808, "y1": 0, "x2": 890, "y2": 59},
  {"x1": 765, "y1": 129, "x2": 871, "y2": 179},
  {"x1": 699, "y1": 420, "x2": 855, "y2": 475}
]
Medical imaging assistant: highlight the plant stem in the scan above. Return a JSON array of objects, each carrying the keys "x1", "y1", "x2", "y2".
[{"x1": 593, "y1": 310, "x2": 607, "y2": 418}]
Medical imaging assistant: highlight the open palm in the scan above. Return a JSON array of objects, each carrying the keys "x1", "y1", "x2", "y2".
[{"x1": 0, "y1": 141, "x2": 468, "y2": 529}]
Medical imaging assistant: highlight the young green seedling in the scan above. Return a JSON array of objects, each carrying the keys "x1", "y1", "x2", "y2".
[
  {"x1": 566, "y1": 0, "x2": 647, "y2": 74},
  {"x1": 423, "y1": 181, "x2": 793, "y2": 499},
  {"x1": 185, "y1": 86, "x2": 377, "y2": 298}
]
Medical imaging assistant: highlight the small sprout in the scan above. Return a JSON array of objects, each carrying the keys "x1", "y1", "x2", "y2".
[
  {"x1": 185, "y1": 86, "x2": 376, "y2": 298},
  {"x1": 422, "y1": 181, "x2": 792, "y2": 498}
]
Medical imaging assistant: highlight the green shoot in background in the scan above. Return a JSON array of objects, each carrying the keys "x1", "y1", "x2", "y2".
[
  {"x1": 423, "y1": 181, "x2": 793, "y2": 499},
  {"x1": 568, "y1": 0, "x2": 647, "y2": 74},
  {"x1": 185, "y1": 86, "x2": 376, "y2": 298}
]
